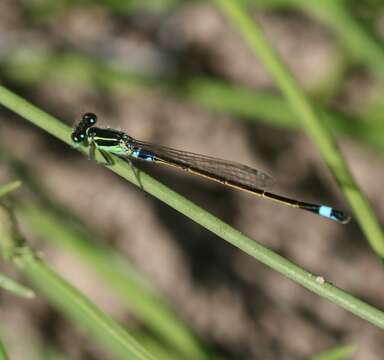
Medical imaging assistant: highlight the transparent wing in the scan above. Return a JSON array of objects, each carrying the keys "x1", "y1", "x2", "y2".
[{"x1": 128, "y1": 139, "x2": 274, "y2": 190}]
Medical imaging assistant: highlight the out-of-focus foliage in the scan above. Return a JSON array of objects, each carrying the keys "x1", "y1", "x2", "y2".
[{"x1": 0, "y1": 1, "x2": 384, "y2": 359}]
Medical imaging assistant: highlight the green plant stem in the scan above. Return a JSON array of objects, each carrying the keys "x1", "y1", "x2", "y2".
[
  {"x1": 248, "y1": 0, "x2": 384, "y2": 75},
  {"x1": 16, "y1": 250, "x2": 155, "y2": 360},
  {"x1": 0, "y1": 181, "x2": 21, "y2": 198},
  {"x1": 309, "y1": 344, "x2": 355, "y2": 360},
  {"x1": 0, "y1": 204, "x2": 155, "y2": 360},
  {"x1": 3, "y1": 51, "x2": 383, "y2": 152},
  {"x1": 2, "y1": 141, "x2": 207, "y2": 357},
  {"x1": 19, "y1": 203, "x2": 208, "y2": 360},
  {"x1": 293, "y1": 0, "x2": 384, "y2": 75},
  {"x1": 0, "y1": 338, "x2": 8, "y2": 360},
  {"x1": 0, "y1": 273, "x2": 35, "y2": 299},
  {"x1": 214, "y1": 0, "x2": 384, "y2": 258},
  {"x1": 186, "y1": 78, "x2": 384, "y2": 152},
  {"x1": 0, "y1": 86, "x2": 384, "y2": 328}
]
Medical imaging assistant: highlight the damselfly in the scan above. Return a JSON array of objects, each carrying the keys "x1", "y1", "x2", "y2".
[{"x1": 72, "y1": 113, "x2": 350, "y2": 224}]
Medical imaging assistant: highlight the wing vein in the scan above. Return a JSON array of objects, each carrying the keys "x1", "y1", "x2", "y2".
[{"x1": 127, "y1": 140, "x2": 274, "y2": 190}]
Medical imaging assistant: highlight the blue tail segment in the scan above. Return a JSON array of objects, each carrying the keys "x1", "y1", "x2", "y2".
[
  {"x1": 306, "y1": 205, "x2": 350, "y2": 224},
  {"x1": 318, "y1": 206, "x2": 350, "y2": 224},
  {"x1": 319, "y1": 205, "x2": 333, "y2": 219},
  {"x1": 299, "y1": 203, "x2": 350, "y2": 224}
]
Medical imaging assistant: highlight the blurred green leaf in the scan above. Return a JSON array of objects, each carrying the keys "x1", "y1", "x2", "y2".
[
  {"x1": 0, "y1": 204, "x2": 155, "y2": 360},
  {"x1": 0, "y1": 337, "x2": 8, "y2": 360},
  {"x1": 19, "y1": 202, "x2": 209, "y2": 360},
  {"x1": 0, "y1": 273, "x2": 35, "y2": 299},
  {"x1": 309, "y1": 344, "x2": 355, "y2": 360},
  {"x1": 1, "y1": 85, "x2": 384, "y2": 330},
  {"x1": 0, "y1": 181, "x2": 21, "y2": 199},
  {"x1": 215, "y1": 0, "x2": 384, "y2": 258}
]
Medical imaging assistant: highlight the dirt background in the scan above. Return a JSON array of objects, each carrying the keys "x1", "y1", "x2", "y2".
[{"x1": 0, "y1": 1, "x2": 383, "y2": 359}]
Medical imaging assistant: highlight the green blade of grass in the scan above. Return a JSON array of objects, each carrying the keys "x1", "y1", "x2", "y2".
[
  {"x1": 0, "y1": 204, "x2": 155, "y2": 360},
  {"x1": 15, "y1": 251, "x2": 156, "y2": 360},
  {"x1": 290, "y1": 0, "x2": 384, "y2": 75},
  {"x1": 3, "y1": 50, "x2": 384, "y2": 152},
  {"x1": 0, "y1": 181, "x2": 21, "y2": 198},
  {"x1": 9, "y1": 49, "x2": 384, "y2": 154},
  {"x1": 248, "y1": 0, "x2": 384, "y2": 75},
  {"x1": 0, "y1": 85, "x2": 384, "y2": 328},
  {"x1": 2, "y1": 149, "x2": 208, "y2": 357},
  {"x1": 309, "y1": 344, "x2": 355, "y2": 360},
  {"x1": 0, "y1": 272, "x2": 35, "y2": 299},
  {"x1": 18, "y1": 202, "x2": 209, "y2": 360},
  {"x1": 0, "y1": 337, "x2": 8, "y2": 360},
  {"x1": 185, "y1": 78, "x2": 384, "y2": 152},
  {"x1": 214, "y1": 0, "x2": 384, "y2": 258}
]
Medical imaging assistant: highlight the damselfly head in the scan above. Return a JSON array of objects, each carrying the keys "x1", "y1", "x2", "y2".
[
  {"x1": 82, "y1": 113, "x2": 97, "y2": 126},
  {"x1": 71, "y1": 113, "x2": 98, "y2": 144}
]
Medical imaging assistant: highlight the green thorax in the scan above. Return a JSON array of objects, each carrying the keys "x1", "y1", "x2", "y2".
[{"x1": 87, "y1": 127, "x2": 133, "y2": 155}]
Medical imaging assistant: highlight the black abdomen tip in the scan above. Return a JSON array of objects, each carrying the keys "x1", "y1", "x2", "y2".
[{"x1": 330, "y1": 209, "x2": 351, "y2": 224}]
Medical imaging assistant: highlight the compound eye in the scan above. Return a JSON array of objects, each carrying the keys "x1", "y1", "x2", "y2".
[
  {"x1": 82, "y1": 112, "x2": 97, "y2": 126},
  {"x1": 72, "y1": 131, "x2": 87, "y2": 143},
  {"x1": 71, "y1": 133, "x2": 79, "y2": 143}
]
